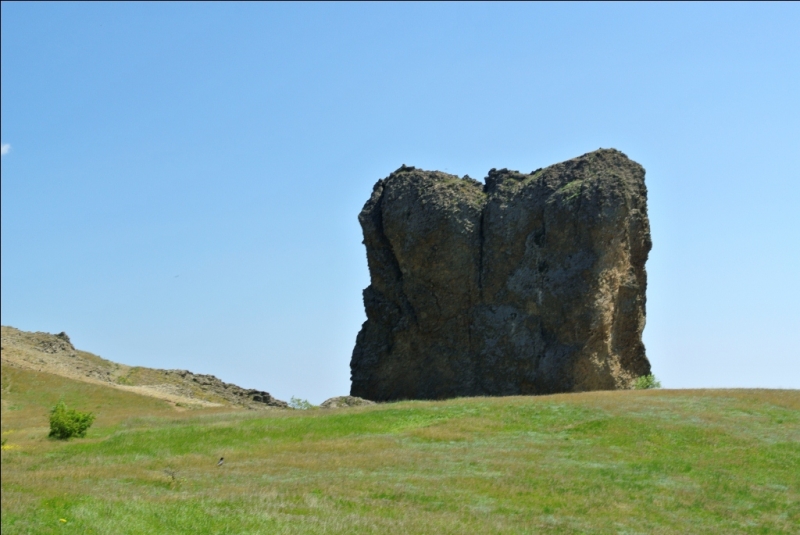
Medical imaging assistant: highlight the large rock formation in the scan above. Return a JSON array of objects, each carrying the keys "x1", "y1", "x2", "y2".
[{"x1": 351, "y1": 149, "x2": 652, "y2": 401}]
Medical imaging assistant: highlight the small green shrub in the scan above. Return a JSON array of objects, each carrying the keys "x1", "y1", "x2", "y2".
[
  {"x1": 48, "y1": 400, "x2": 96, "y2": 439},
  {"x1": 633, "y1": 374, "x2": 662, "y2": 390},
  {"x1": 289, "y1": 396, "x2": 315, "y2": 410}
]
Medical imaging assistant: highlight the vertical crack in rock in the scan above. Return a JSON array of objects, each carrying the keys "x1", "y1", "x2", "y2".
[{"x1": 351, "y1": 149, "x2": 652, "y2": 401}]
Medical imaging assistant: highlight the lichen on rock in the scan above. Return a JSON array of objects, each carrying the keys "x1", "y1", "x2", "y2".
[{"x1": 351, "y1": 149, "x2": 652, "y2": 401}]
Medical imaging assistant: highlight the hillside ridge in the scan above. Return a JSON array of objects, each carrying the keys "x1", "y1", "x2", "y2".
[{"x1": 0, "y1": 325, "x2": 288, "y2": 409}]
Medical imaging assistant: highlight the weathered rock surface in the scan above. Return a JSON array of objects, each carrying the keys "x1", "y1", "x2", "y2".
[
  {"x1": 161, "y1": 369, "x2": 289, "y2": 409},
  {"x1": 319, "y1": 396, "x2": 376, "y2": 409},
  {"x1": 351, "y1": 149, "x2": 652, "y2": 401}
]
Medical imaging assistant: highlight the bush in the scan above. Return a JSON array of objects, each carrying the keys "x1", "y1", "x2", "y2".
[
  {"x1": 49, "y1": 400, "x2": 96, "y2": 439},
  {"x1": 289, "y1": 396, "x2": 316, "y2": 410},
  {"x1": 633, "y1": 374, "x2": 662, "y2": 390}
]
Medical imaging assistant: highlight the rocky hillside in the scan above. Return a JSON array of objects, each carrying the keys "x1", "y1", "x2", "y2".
[
  {"x1": 352, "y1": 149, "x2": 652, "y2": 401},
  {"x1": 1, "y1": 326, "x2": 288, "y2": 409}
]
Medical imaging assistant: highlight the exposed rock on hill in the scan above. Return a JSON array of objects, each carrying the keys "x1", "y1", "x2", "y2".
[
  {"x1": 351, "y1": 149, "x2": 652, "y2": 401},
  {"x1": 1, "y1": 326, "x2": 288, "y2": 409},
  {"x1": 319, "y1": 396, "x2": 375, "y2": 409},
  {"x1": 158, "y1": 369, "x2": 288, "y2": 409}
]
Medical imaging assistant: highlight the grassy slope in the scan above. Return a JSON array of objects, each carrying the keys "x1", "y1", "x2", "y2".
[
  {"x1": 2, "y1": 364, "x2": 798, "y2": 534},
  {"x1": 1, "y1": 325, "x2": 270, "y2": 408}
]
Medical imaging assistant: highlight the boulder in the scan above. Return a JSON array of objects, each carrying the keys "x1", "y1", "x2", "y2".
[{"x1": 319, "y1": 396, "x2": 376, "y2": 409}]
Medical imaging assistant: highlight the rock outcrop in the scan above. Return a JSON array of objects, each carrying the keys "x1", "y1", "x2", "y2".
[
  {"x1": 160, "y1": 369, "x2": 289, "y2": 409},
  {"x1": 351, "y1": 149, "x2": 652, "y2": 401},
  {"x1": 319, "y1": 396, "x2": 376, "y2": 409}
]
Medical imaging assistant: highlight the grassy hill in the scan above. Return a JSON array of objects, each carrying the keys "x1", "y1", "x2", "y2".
[
  {"x1": 2, "y1": 364, "x2": 798, "y2": 534},
  {"x1": 0, "y1": 326, "x2": 287, "y2": 409}
]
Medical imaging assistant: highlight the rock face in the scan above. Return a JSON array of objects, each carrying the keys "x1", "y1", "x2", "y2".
[{"x1": 351, "y1": 149, "x2": 652, "y2": 401}]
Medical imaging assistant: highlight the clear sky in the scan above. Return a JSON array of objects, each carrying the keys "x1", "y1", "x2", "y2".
[{"x1": 2, "y1": 2, "x2": 798, "y2": 403}]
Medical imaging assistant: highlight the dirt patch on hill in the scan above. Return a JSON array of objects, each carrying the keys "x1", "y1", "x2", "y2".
[{"x1": 0, "y1": 326, "x2": 288, "y2": 410}]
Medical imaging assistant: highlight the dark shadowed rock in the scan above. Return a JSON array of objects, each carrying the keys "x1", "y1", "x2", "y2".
[
  {"x1": 165, "y1": 369, "x2": 290, "y2": 409},
  {"x1": 351, "y1": 149, "x2": 652, "y2": 401}
]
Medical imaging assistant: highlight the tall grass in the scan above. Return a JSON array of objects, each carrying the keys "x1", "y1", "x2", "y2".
[{"x1": 2, "y1": 364, "x2": 798, "y2": 534}]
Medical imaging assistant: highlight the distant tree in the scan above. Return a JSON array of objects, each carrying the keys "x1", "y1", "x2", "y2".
[
  {"x1": 633, "y1": 374, "x2": 662, "y2": 390},
  {"x1": 289, "y1": 396, "x2": 316, "y2": 410}
]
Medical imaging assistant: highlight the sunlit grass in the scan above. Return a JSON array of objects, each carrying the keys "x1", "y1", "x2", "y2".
[{"x1": 2, "y1": 364, "x2": 798, "y2": 534}]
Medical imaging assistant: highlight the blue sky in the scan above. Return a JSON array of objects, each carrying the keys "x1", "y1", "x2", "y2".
[{"x1": 2, "y1": 2, "x2": 798, "y2": 403}]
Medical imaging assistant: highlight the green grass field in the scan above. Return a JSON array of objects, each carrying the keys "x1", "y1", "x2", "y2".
[{"x1": 2, "y1": 364, "x2": 798, "y2": 534}]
